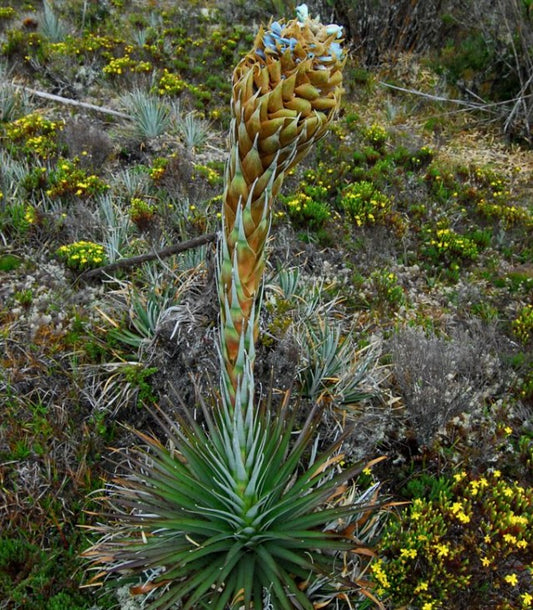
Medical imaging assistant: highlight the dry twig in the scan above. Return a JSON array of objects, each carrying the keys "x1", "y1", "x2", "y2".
[
  {"x1": 78, "y1": 232, "x2": 217, "y2": 281},
  {"x1": 13, "y1": 84, "x2": 131, "y2": 119}
]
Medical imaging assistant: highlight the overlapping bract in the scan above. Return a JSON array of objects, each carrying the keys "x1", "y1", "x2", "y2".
[{"x1": 219, "y1": 8, "x2": 345, "y2": 406}]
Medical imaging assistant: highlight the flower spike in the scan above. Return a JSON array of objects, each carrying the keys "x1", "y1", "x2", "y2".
[{"x1": 219, "y1": 5, "x2": 345, "y2": 408}]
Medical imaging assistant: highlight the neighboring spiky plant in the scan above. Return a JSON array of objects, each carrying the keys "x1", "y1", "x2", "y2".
[
  {"x1": 219, "y1": 4, "x2": 345, "y2": 407},
  {"x1": 298, "y1": 321, "x2": 380, "y2": 407}
]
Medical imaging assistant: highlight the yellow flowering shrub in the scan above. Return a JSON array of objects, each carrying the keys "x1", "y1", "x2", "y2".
[
  {"x1": 0, "y1": 7, "x2": 16, "y2": 19},
  {"x1": 193, "y1": 163, "x2": 222, "y2": 186},
  {"x1": 102, "y1": 55, "x2": 152, "y2": 76},
  {"x1": 476, "y1": 197, "x2": 532, "y2": 228},
  {"x1": 4, "y1": 112, "x2": 64, "y2": 159},
  {"x1": 149, "y1": 157, "x2": 169, "y2": 182},
  {"x1": 364, "y1": 122, "x2": 388, "y2": 148},
  {"x1": 512, "y1": 305, "x2": 533, "y2": 345},
  {"x1": 372, "y1": 471, "x2": 533, "y2": 608},
  {"x1": 370, "y1": 269, "x2": 405, "y2": 309},
  {"x1": 154, "y1": 68, "x2": 187, "y2": 96},
  {"x1": 282, "y1": 190, "x2": 331, "y2": 229},
  {"x1": 0, "y1": 203, "x2": 39, "y2": 236},
  {"x1": 339, "y1": 180, "x2": 392, "y2": 227},
  {"x1": 46, "y1": 158, "x2": 109, "y2": 199},
  {"x1": 281, "y1": 178, "x2": 332, "y2": 230},
  {"x1": 420, "y1": 224, "x2": 480, "y2": 281},
  {"x1": 459, "y1": 165, "x2": 533, "y2": 228},
  {"x1": 56, "y1": 241, "x2": 107, "y2": 271},
  {"x1": 129, "y1": 197, "x2": 156, "y2": 231}
]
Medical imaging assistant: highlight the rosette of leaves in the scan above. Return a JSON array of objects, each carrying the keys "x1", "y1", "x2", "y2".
[
  {"x1": 219, "y1": 4, "x2": 345, "y2": 407},
  {"x1": 84, "y1": 392, "x2": 382, "y2": 609}
]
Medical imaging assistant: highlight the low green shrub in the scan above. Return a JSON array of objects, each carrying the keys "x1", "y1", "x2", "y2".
[{"x1": 339, "y1": 180, "x2": 392, "y2": 227}]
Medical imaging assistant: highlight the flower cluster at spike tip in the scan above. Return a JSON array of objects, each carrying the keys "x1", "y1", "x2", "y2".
[{"x1": 255, "y1": 3, "x2": 343, "y2": 66}]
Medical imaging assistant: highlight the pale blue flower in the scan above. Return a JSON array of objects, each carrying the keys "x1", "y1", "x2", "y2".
[
  {"x1": 320, "y1": 41, "x2": 343, "y2": 62},
  {"x1": 258, "y1": 20, "x2": 298, "y2": 59},
  {"x1": 255, "y1": 4, "x2": 343, "y2": 63},
  {"x1": 296, "y1": 3, "x2": 309, "y2": 23},
  {"x1": 326, "y1": 24, "x2": 343, "y2": 38}
]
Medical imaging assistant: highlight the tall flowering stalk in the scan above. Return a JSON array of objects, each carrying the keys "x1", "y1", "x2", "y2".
[{"x1": 219, "y1": 3, "x2": 345, "y2": 408}]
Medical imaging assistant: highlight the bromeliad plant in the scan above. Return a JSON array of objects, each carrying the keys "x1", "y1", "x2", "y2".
[
  {"x1": 84, "y1": 6, "x2": 385, "y2": 608},
  {"x1": 84, "y1": 394, "x2": 384, "y2": 609}
]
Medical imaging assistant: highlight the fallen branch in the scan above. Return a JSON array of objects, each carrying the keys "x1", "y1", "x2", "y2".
[
  {"x1": 78, "y1": 232, "x2": 218, "y2": 280},
  {"x1": 379, "y1": 81, "x2": 533, "y2": 112},
  {"x1": 379, "y1": 81, "x2": 485, "y2": 108},
  {"x1": 13, "y1": 84, "x2": 131, "y2": 119}
]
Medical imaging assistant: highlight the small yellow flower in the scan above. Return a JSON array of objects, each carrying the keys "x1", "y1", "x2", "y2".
[
  {"x1": 509, "y1": 513, "x2": 527, "y2": 526},
  {"x1": 504, "y1": 573, "x2": 518, "y2": 587},
  {"x1": 422, "y1": 603, "x2": 434, "y2": 610},
  {"x1": 522, "y1": 592, "x2": 533, "y2": 607},
  {"x1": 435, "y1": 543, "x2": 450, "y2": 558},
  {"x1": 400, "y1": 548, "x2": 417, "y2": 560},
  {"x1": 371, "y1": 559, "x2": 390, "y2": 589},
  {"x1": 481, "y1": 557, "x2": 491, "y2": 567},
  {"x1": 457, "y1": 511, "x2": 470, "y2": 524}
]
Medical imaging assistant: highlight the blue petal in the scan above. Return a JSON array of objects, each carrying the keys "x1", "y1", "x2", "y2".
[
  {"x1": 271, "y1": 21, "x2": 282, "y2": 35},
  {"x1": 330, "y1": 42, "x2": 342, "y2": 59},
  {"x1": 263, "y1": 33, "x2": 275, "y2": 49}
]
